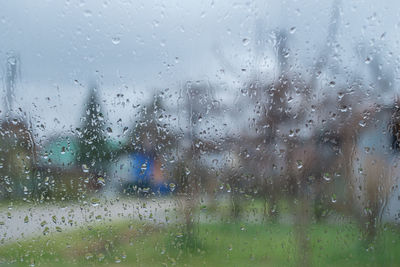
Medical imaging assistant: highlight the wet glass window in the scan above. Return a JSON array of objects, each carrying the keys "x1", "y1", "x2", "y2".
[{"x1": 1, "y1": 0, "x2": 400, "y2": 266}]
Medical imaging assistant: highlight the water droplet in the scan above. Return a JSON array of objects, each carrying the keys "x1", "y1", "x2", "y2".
[
  {"x1": 365, "y1": 57, "x2": 371, "y2": 64},
  {"x1": 242, "y1": 38, "x2": 250, "y2": 46},
  {"x1": 112, "y1": 36, "x2": 121, "y2": 45},
  {"x1": 185, "y1": 167, "x2": 191, "y2": 175},
  {"x1": 141, "y1": 163, "x2": 147, "y2": 172},
  {"x1": 339, "y1": 105, "x2": 348, "y2": 112},
  {"x1": 359, "y1": 120, "x2": 366, "y2": 127},
  {"x1": 142, "y1": 187, "x2": 150, "y2": 193},
  {"x1": 290, "y1": 26, "x2": 296, "y2": 34},
  {"x1": 98, "y1": 253, "x2": 105, "y2": 261},
  {"x1": 83, "y1": 9, "x2": 92, "y2": 17},
  {"x1": 82, "y1": 164, "x2": 89, "y2": 173},
  {"x1": 7, "y1": 56, "x2": 16, "y2": 66},
  {"x1": 297, "y1": 160, "x2": 303, "y2": 169},
  {"x1": 91, "y1": 198, "x2": 100, "y2": 207},
  {"x1": 169, "y1": 183, "x2": 176, "y2": 192},
  {"x1": 323, "y1": 173, "x2": 331, "y2": 182},
  {"x1": 24, "y1": 215, "x2": 29, "y2": 223},
  {"x1": 226, "y1": 184, "x2": 231, "y2": 193},
  {"x1": 97, "y1": 177, "x2": 106, "y2": 186},
  {"x1": 43, "y1": 227, "x2": 49, "y2": 235},
  {"x1": 283, "y1": 51, "x2": 290, "y2": 58}
]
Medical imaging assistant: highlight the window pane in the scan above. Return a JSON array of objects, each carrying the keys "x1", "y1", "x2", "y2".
[{"x1": 0, "y1": 0, "x2": 399, "y2": 266}]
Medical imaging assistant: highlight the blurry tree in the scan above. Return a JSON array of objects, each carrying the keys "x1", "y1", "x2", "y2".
[
  {"x1": 171, "y1": 81, "x2": 221, "y2": 250},
  {"x1": 0, "y1": 54, "x2": 37, "y2": 201},
  {"x1": 76, "y1": 83, "x2": 110, "y2": 190},
  {"x1": 229, "y1": 1, "x2": 344, "y2": 264},
  {"x1": 123, "y1": 92, "x2": 176, "y2": 195},
  {"x1": 342, "y1": 46, "x2": 399, "y2": 244},
  {"x1": 126, "y1": 93, "x2": 175, "y2": 156}
]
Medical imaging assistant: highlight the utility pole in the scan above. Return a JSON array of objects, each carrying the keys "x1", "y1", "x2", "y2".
[{"x1": 4, "y1": 53, "x2": 18, "y2": 117}]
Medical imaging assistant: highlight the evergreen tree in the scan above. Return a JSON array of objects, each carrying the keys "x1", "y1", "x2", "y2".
[
  {"x1": 76, "y1": 84, "x2": 110, "y2": 184},
  {"x1": 127, "y1": 93, "x2": 174, "y2": 155}
]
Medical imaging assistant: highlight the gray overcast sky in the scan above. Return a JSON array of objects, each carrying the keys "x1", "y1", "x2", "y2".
[{"x1": 0, "y1": 0, "x2": 399, "y2": 141}]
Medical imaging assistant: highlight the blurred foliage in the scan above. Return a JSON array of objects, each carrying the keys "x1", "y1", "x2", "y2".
[{"x1": 76, "y1": 85, "x2": 111, "y2": 176}]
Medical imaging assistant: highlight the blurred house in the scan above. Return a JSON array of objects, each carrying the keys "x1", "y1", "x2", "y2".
[
  {"x1": 107, "y1": 94, "x2": 176, "y2": 196},
  {"x1": 0, "y1": 116, "x2": 35, "y2": 199},
  {"x1": 38, "y1": 136, "x2": 78, "y2": 170},
  {"x1": 356, "y1": 105, "x2": 400, "y2": 223},
  {"x1": 108, "y1": 151, "x2": 170, "y2": 196}
]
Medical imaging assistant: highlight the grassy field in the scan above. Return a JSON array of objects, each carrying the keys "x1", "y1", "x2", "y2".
[{"x1": 0, "y1": 219, "x2": 399, "y2": 267}]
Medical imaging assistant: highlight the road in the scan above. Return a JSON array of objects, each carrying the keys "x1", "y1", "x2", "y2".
[
  {"x1": 0, "y1": 197, "x2": 180, "y2": 244},
  {"x1": 2, "y1": 194, "x2": 398, "y2": 245}
]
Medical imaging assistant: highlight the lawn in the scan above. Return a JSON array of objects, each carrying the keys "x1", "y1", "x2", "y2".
[{"x1": 0, "y1": 219, "x2": 399, "y2": 266}]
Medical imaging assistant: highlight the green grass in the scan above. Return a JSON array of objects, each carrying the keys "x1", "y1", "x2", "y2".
[{"x1": 0, "y1": 220, "x2": 399, "y2": 266}]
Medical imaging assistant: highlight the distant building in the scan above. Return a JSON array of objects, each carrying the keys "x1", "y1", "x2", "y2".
[
  {"x1": 38, "y1": 135, "x2": 79, "y2": 170},
  {"x1": 108, "y1": 151, "x2": 170, "y2": 196}
]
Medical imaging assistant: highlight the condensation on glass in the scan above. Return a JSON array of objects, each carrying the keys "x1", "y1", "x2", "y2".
[{"x1": 0, "y1": 0, "x2": 399, "y2": 266}]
